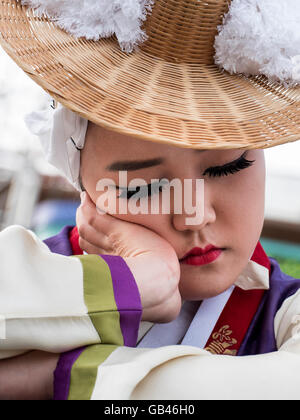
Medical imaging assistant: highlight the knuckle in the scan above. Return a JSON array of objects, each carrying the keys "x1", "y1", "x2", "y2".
[
  {"x1": 78, "y1": 237, "x2": 86, "y2": 249},
  {"x1": 79, "y1": 237, "x2": 90, "y2": 252},
  {"x1": 162, "y1": 295, "x2": 181, "y2": 323},
  {"x1": 108, "y1": 231, "x2": 119, "y2": 246},
  {"x1": 77, "y1": 225, "x2": 87, "y2": 239},
  {"x1": 87, "y1": 215, "x2": 96, "y2": 227}
]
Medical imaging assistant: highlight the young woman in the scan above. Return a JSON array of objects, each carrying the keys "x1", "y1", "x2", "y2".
[{"x1": 0, "y1": 0, "x2": 300, "y2": 400}]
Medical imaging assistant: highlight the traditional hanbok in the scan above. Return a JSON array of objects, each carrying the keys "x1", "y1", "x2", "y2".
[
  {"x1": 0, "y1": 0, "x2": 300, "y2": 400},
  {"x1": 0, "y1": 226, "x2": 300, "y2": 400},
  {"x1": 39, "y1": 227, "x2": 300, "y2": 399}
]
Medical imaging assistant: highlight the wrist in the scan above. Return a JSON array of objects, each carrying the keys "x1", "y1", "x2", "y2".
[{"x1": 125, "y1": 255, "x2": 181, "y2": 323}]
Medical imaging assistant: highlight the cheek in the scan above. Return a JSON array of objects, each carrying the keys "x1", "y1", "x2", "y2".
[
  {"x1": 215, "y1": 153, "x2": 265, "y2": 254},
  {"x1": 89, "y1": 187, "x2": 171, "y2": 236},
  {"x1": 108, "y1": 210, "x2": 170, "y2": 237}
]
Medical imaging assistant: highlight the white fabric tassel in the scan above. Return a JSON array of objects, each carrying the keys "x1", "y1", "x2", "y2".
[
  {"x1": 214, "y1": 0, "x2": 300, "y2": 87},
  {"x1": 20, "y1": 0, "x2": 154, "y2": 53}
]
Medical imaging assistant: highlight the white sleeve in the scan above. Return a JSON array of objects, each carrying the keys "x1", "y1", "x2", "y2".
[
  {"x1": 130, "y1": 348, "x2": 300, "y2": 400},
  {"x1": 83, "y1": 344, "x2": 300, "y2": 400},
  {"x1": 274, "y1": 289, "x2": 300, "y2": 354},
  {"x1": 0, "y1": 225, "x2": 108, "y2": 359},
  {"x1": 123, "y1": 290, "x2": 300, "y2": 400},
  {"x1": 86, "y1": 290, "x2": 300, "y2": 400}
]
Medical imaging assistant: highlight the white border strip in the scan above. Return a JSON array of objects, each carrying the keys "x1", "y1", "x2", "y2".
[{"x1": 181, "y1": 286, "x2": 235, "y2": 348}]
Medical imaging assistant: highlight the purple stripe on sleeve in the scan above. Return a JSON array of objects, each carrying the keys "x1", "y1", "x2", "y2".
[
  {"x1": 100, "y1": 255, "x2": 142, "y2": 347},
  {"x1": 53, "y1": 346, "x2": 86, "y2": 400}
]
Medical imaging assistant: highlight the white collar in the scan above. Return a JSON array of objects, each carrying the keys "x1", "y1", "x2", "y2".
[{"x1": 234, "y1": 259, "x2": 270, "y2": 291}]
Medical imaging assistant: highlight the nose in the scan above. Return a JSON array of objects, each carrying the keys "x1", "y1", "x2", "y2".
[{"x1": 172, "y1": 181, "x2": 216, "y2": 232}]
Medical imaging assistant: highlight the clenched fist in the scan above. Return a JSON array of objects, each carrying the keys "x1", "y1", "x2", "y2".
[{"x1": 76, "y1": 192, "x2": 181, "y2": 323}]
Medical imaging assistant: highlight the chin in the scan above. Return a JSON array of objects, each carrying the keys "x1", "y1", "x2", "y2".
[
  {"x1": 179, "y1": 270, "x2": 235, "y2": 301},
  {"x1": 179, "y1": 249, "x2": 238, "y2": 300}
]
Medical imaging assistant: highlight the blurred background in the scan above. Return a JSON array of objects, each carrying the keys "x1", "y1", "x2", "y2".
[{"x1": 0, "y1": 48, "x2": 300, "y2": 276}]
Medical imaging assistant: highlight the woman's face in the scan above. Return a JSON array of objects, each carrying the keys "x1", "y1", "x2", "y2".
[{"x1": 81, "y1": 123, "x2": 266, "y2": 300}]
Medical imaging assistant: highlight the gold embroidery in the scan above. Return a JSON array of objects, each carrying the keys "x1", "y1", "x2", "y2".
[{"x1": 205, "y1": 325, "x2": 237, "y2": 356}]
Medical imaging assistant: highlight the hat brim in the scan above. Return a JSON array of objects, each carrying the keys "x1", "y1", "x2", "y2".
[{"x1": 1, "y1": 1, "x2": 300, "y2": 149}]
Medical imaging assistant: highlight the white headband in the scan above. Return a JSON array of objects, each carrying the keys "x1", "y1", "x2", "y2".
[{"x1": 25, "y1": 97, "x2": 88, "y2": 191}]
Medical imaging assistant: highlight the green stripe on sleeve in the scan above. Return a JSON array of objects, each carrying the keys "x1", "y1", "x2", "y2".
[
  {"x1": 68, "y1": 344, "x2": 118, "y2": 400},
  {"x1": 75, "y1": 255, "x2": 124, "y2": 346}
]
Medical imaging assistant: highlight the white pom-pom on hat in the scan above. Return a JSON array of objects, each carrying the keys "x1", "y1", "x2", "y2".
[
  {"x1": 20, "y1": 0, "x2": 154, "y2": 53},
  {"x1": 214, "y1": 0, "x2": 300, "y2": 88},
  {"x1": 20, "y1": 0, "x2": 300, "y2": 87}
]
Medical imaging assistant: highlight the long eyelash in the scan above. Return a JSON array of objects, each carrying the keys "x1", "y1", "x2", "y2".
[
  {"x1": 203, "y1": 153, "x2": 256, "y2": 178},
  {"x1": 118, "y1": 186, "x2": 146, "y2": 199}
]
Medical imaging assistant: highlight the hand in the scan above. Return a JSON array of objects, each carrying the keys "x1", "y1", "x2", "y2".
[{"x1": 76, "y1": 192, "x2": 181, "y2": 323}]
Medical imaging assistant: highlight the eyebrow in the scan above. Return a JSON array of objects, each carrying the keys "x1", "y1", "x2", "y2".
[
  {"x1": 106, "y1": 149, "x2": 208, "y2": 172},
  {"x1": 106, "y1": 158, "x2": 164, "y2": 172}
]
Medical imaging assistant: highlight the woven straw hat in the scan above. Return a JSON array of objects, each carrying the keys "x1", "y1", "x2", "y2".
[{"x1": 0, "y1": 0, "x2": 300, "y2": 150}]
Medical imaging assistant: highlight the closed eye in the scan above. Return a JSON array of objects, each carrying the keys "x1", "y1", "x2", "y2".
[
  {"x1": 202, "y1": 152, "x2": 255, "y2": 178},
  {"x1": 117, "y1": 180, "x2": 168, "y2": 199}
]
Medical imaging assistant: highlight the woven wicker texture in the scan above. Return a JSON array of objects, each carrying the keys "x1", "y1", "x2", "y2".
[{"x1": 0, "y1": 0, "x2": 299, "y2": 149}]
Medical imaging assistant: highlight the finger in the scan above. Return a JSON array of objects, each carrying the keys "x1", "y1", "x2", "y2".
[
  {"x1": 80, "y1": 190, "x2": 135, "y2": 237},
  {"x1": 78, "y1": 192, "x2": 116, "y2": 236},
  {"x1": 78, "y1": 237, "x2": 110, "y2": 256},
  {"x1": 77, "y1": 192, "x2": 111, "y2": 242},
  {"x1": 77, "y1": 223, "x2": 113, "y2": 251},
  {"x1": 77, "y1": 191, "x2": 98, "y2": 224}
]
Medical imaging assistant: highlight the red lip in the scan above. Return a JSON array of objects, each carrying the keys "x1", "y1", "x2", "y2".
[
  {"x1": 181, "y1": 245, "x2": 220, "y2": 258},
  {"x1": 180, "y1": 246, "x2": 223, "y2": 266}
]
